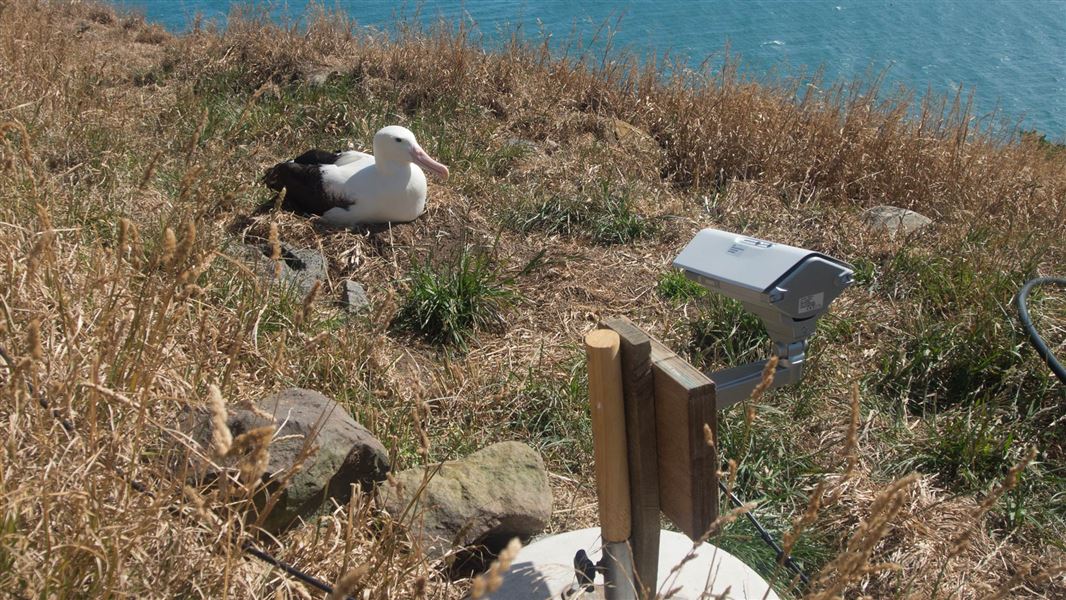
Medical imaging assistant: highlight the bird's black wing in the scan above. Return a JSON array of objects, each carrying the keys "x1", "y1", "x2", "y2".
[
  {"x1": 262, "y1": 150, "x2": 355, "y2": 216},
  {"x1": 291, "y1": 149, "x2": 343, "y2": 165}
]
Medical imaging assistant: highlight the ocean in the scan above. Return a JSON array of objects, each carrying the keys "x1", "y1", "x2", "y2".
[{"x1": 113, "y1": 1, "x2": 1066, "y2": 138}]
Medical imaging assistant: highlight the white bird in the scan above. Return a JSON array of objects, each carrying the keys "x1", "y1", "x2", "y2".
[{"x1": 263, "y1": 125, "x2": 449, "y2": 226}]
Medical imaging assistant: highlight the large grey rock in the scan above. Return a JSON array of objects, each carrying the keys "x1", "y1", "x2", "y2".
[
  {"x1": 183, "y1": 388, "x2": 389, "y2": 531},
  {"x1": 384, "y1": 442, "x2": 552, "y2": 558},
  {"x1": 863, "y1": 205, "x2": 933, "y2": 236},
  {"x1": 238, "y1": 241, "x2": 327, "y2": 294}
]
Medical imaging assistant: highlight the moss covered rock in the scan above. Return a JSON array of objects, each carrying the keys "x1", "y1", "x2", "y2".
[{"x1": 384, "y1": 442, "x2": 552, "y2": 558}]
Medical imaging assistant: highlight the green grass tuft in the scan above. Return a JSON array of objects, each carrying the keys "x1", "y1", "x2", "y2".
[
  {"x1": 508, "y1": 357, "x2": 592, "y2": 475},
  {"x1": 656, "y1": 269, "x2": 708, "y2": 303},
  {"x1": 911, "y1": 408, "x2": 1017, "y2": 488},
  {"x1": 872, "y1": 248, "x2": 1053, "y2": 410},
  {"x1": 714, "y1": 401, "x2": 836, "y2": 588},
  {"x1": 503, "y1": 178, "x2": 654, "y2": 245},
  {"x1": 687, "y1": 295, "x2": 770, "y2": 369},
  {"x1": 393, "y1": 246, "x2": 518, "y2": 347}
]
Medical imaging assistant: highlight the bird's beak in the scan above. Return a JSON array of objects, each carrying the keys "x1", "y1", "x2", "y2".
[{"x1": 410, "y1": 145, "x2": 449, "y2": 181}]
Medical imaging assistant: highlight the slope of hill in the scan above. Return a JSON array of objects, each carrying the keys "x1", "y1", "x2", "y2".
[{"x1": 0, "y1": 1, "x2": 1063, "y2": 597}]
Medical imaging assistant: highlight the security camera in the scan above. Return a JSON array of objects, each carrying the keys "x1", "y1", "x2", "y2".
[{"x1": 673, "y1": 228, "x2": 854, "y2": 408}]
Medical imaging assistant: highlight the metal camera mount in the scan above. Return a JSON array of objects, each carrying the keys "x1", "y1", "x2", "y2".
[{"x1": 673, "y1": 228, "x2": 855, "y2": 408}]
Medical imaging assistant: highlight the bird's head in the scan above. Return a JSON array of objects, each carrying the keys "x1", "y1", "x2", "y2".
[{"x1": 373, "y1": 126, "x2": 449, "y2": 180}]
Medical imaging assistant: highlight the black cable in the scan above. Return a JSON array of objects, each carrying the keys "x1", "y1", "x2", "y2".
[
  {"x1": 719, "y1": 480, "x2": 811, "y2": 587},
  {"x1": 0, "y1": 343, "x2": 347, "y2": 599},
  {"x1": 242, "y1": 542, "x2": 356, "y2": 600},
  {"x1": 1017, "y1": 277, "x2": 1066, "y2": 384}
]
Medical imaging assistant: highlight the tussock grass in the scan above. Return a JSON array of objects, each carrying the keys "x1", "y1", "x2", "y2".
[
  {"x1": 0, "y1": 0, "x2": 1064, "y2": 597},
  {"x1": 393, "y1": 246, "x2": 517, "y2": 347},
  {"x1": 688, "y1": 296, "x2": 770, "y2": 368},
  {"x1": 503, "y1": 178, "x2": 654, "y2": 245},
  {"x1": 507, "y1": 356, "x2": 592, "y2": 476},
  {"x1": 656, "y1": 270, "x2": 707, "y2": 304}
]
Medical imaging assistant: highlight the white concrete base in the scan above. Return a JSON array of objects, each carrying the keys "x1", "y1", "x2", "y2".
[{"x1": 488, "y1": 527, "x2": 780, "y2": 599}]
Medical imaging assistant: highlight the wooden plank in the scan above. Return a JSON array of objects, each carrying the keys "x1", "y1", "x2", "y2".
[
  {"x1": 648, "y1": 332, "x2": 718, "y2": 541},
  {"x1": 584, "y1": 329, "x2": 632, "y2": 543},
  {"x1": 600, "y1": 317, "x2": 718, "y2": 541},
  {"x1": 602, "y1": 317, "x2": 659, "y2": 598}
]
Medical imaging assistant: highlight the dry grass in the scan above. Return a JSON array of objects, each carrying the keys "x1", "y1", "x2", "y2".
[{"x1": 0, "y1": 1, "x2": 1064, "y2": 598}]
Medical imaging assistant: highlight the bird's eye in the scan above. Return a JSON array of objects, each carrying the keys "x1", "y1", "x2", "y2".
[{"x1": 394, "y1": 137, "x2": 403, "y2": 143}]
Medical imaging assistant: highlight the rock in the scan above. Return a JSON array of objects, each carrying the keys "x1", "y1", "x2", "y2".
[
  {"x1": 306, "y1": 71, "x2": 334, "y2": 87},
  {"x1": 610, "y1": 118, "x2": 658, "y2": 154},
  {"x1": 341, "y1": 280, "x2": 370, "y2": 313},
  {"x1": 383, "y1": 442, "x2": 552, "y2": 558},
  {"x1": 238, "y1": 241, "x2": 327, "y2": 295},
  {"x1": 862, "y1": 205, "x2": 933, "y2": 236},
  {"x1": 182, "y1": 388, "x2": 389, "y2": 531},
  {"x1": 276, "y1": 246, "x2": 327, "y2": 293}
]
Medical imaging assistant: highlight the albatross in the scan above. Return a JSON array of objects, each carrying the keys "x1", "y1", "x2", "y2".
[{"x1": 263, "y1": 125, "x2": 449, "y2": 226}]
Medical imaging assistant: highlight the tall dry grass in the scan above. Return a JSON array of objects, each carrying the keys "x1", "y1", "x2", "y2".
[{"x1": 0, "y1": 1, "x2": 1063, "y2": 598}]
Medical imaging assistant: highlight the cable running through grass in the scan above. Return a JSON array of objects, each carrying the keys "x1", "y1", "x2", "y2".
[{"x1": 1017, "y1": 277, "x2": 1066, "y2": 384}]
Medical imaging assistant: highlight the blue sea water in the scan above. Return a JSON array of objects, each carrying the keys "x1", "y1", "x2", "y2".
[{"x1": 114, "y1": 1, "x2": 1066, "y2": 138}]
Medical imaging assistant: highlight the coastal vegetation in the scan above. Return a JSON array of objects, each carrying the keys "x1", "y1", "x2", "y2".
[{"x1": 0, "y1": 1, "x2": 1063, "y2": 597}]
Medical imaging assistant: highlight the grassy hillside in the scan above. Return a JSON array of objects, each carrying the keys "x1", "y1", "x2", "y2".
[{"x1": 0, "y1": 1, "x2": 1063, "y2": 597}]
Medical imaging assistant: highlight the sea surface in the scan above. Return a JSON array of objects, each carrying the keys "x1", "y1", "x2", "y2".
[{"x1": 114, "y1": 1, "x2": 1066, "y2": 138}]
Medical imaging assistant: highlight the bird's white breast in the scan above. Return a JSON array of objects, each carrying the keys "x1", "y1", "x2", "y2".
[{"x1": 319, "y1": 160, "x2": 429, "y2": 225}]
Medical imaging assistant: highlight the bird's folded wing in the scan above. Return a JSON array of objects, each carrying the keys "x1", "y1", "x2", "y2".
[{"x1": 335, "y1": 150, "x2": 373, "y2": 167}]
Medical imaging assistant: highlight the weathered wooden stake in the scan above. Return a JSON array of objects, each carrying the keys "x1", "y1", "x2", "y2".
[
  {"x1": 585, "y1": 329, "x2": 631, "y2": 540},
  {"x1": 585, "y1": 329, "x2": 635, "y2": 599},
  {"x1": 603, "y1": 317, "x2": 659, "y2": 599}
]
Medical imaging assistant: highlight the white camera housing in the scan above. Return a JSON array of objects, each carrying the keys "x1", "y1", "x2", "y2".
[{"x1": 673, "y1": 228, "x2": 854, "y2": 408}]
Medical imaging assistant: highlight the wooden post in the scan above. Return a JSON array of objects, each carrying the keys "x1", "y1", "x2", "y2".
[
  {"x1": 586, "y1": 319, "x2": 719, "y2": 593},
  {"x1": 649, "y1": 337, "x2": 718, "y2": 541},
  {"x1": 603, "y1": 317, "x2": 659, "y2": 598},
  {"x1": 584, "y1": 329, "x2": 632, "y2": 543}
]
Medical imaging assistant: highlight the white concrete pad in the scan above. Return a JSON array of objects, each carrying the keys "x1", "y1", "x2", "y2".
[{"x1": 488, "y1": 527, "x2": 780, "y2": 599}]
